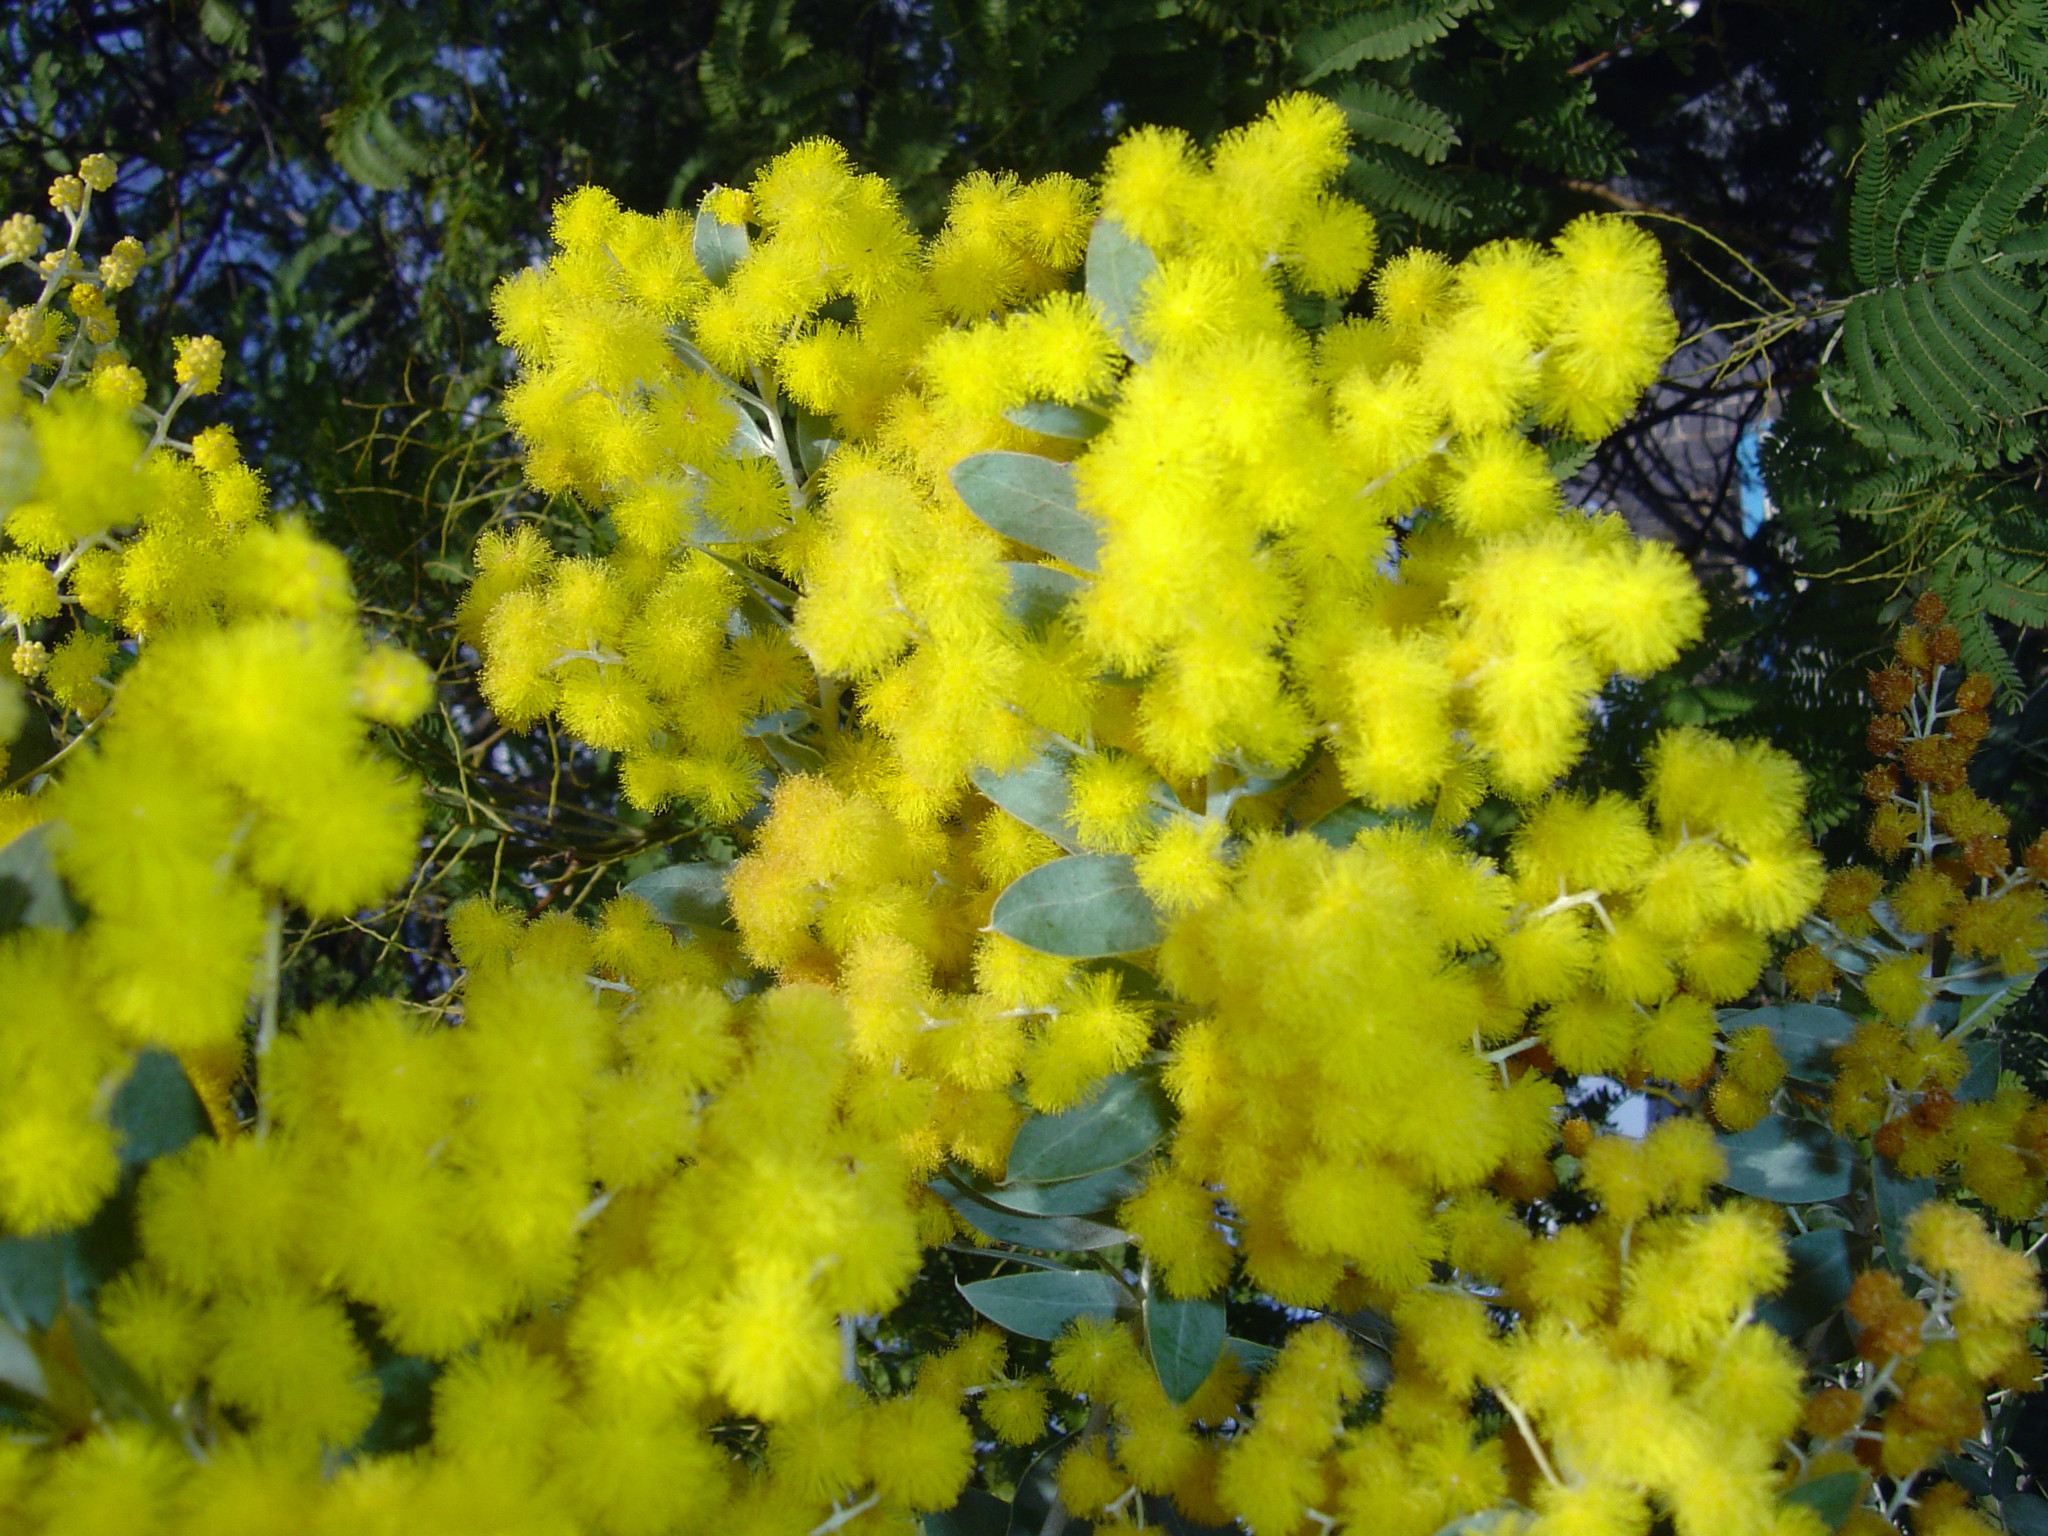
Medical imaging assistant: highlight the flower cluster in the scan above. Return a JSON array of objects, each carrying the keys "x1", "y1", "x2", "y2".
[
  {"x1": 1778, "y1": 592, "x2": 2048, "y2": 1215},
  {"x1": 0, "y1": 161, "x2": 432, "y2": 1243},
  {"x1": 1801, "y1": 1203, "x2": 2043, "y2": 1510},
  {"x1": 450, "y1": 95, "x2": 1886, "y2": 1536},
  {"x1": 2, "y1": 105, "x2": 2038, "y2": 1536}
]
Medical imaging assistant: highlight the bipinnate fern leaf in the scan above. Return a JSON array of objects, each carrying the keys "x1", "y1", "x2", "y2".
[
  {"x1": 1328, "y1": 78, "x2": 1459, "y2": 164},
  {"x1": 1295, "y1": 0, "x2": 1488, "y2": 84}
]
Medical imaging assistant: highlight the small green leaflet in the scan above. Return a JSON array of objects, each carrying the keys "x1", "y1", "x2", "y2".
[
  {"x1": 1717, "y1": 1118, "x2": 1855, "y2": 1204},
  {"x1": 692, "y1": 206, "x2": 750, "y2": 286},
  {"x1": 1002, "y1": 562, "x2": 1084, "y2": 635},
  {"x1": 622, "y1": 861, "x2": 733, "y2": 931},
  {"x1": 956, "y1": 1270, "x2": 1132, "y2": 1340},
  {"x1": 949, "y1": 452, "x2": 1101, "y2": 574},
  {"x1": 1145, "y1": 1293, "x2": 1226, "y2": 1404},
  {"x1": 1004, "y1": 400, "x2": 1111, "y2": 441},
  {"x1": 1006, "y1": 1071, "x2": 1170, "y2": 1183},
  {"x1": 1085, "y1": 219, "x2": 1156, "y2": 363},
  {"x1": 1295, "y1": 0, "x2": 1486, "y2": 83},
  {"x1": 1758, "y1": 1227, "x2": 1853, "y2": 1338},
  {"x1": 988, "y1": 853, "x2": 1162, "y2": 958}
]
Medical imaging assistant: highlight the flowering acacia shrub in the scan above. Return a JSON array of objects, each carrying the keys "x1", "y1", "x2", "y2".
[{"x1": 0, "y1": 103, "x2": 2042, "y2": 1536}]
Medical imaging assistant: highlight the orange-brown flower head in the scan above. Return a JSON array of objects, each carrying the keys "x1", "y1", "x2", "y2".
[
  {"x1": 1954, "y1": 672, "x2": 1994, "y2": 713},
  {"x1": 1867, "y1": 714, "x2": 1907, "y2": 757},
  {"x1": 1863, "y1": 764, "x2": 1900, "y2": 803},
  {"x1": 1908, "y1": 1087, "x2": 1956, "y2": 1136},
  {"x1": 1945, "y1": 709, "x2": 1989, "y2": 749},
  {"x1": 2026, "y1": 831, "x2": 2048, "y2": 882},
  {"x1": 1803, "y1": 1385, "x2": 1864, "y2": 1440},
  {"x1": 1782, "y1": 944, "x2": 1837, "y2": 1000},
  {"x1": 1962, "y1": 834, "x2": 2010, "y2": 880},
  {"x1": 1873, "y1": 1118, "x2": 1908, "y2": 1159},
  {"x1": 1926, "y1": 624, "x2": 1962, "y2": 666},
  {"x1": 1868, "y1": 666, "x2": 1916, "y2": 713},
  {"x1": 1896, "y1": 625, "x2": 1933, "y2": 675},
  {"x1": 1847, "y1": 1270, "x2": 1927, "y2": 1360},
  {"x1": 1900, "y1": 735, "x2": 1967, "y2": 791},
  {"x1": 1912, "y1": 591, "x2": 1948, "y2": 626}
]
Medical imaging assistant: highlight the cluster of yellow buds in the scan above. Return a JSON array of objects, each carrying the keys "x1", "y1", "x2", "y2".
[
  {"x1": 1766, "y1": 592, "x2": 2048, "y2": 1216},
  {"x1": 0, "y1": 155, "x2": 268, "y2": 755},
  {"x1": 1798, "y1": 1203, "x2": 2043, "y2": 1525}
]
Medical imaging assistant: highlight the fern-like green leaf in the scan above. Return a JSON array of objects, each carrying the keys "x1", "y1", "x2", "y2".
[
  {"x1": 1876, "y1": 120, "x2": 1971, "y2": 283},
  {"x1": 1943, "y1": 267, "x2": 2048, "y2": 394},
  {"x1": 1326, "y1": 78, "x2": 1459, "y2": 164},
  {"x1": 1913, "y1": 277, "x2": 2034, "y2": 417},
  {"x1": 1890, "y1": 284, "x2": 1989, "y2": 429},
  {"x1": 1938, "y1": 108, "x2": 2048, "y2": 268},
  {"x1": 1985, "y1": 0, "x2": 2048, "y2": 98},
  {"x1": 1958, "y1": 608, "x2": 2027, "y2": 701},
  {"x1": 1849, "y1": 113, "x2": 1899, "y2": 288},
  {"x1": 1998, "y1": 225, "x2": 2048, "y2": 260},
  {"x1": 1840, "y1": 301, "x2": 1898, "y2": 418},
  {"x1": 1344, "y1": 148, "x2": 1468, "y2": 228},
  {"x1": 1295, "y1": 0, "x2": 1486, "y2": 83},
  {"x1": 1873, "y1": 286, "x2": 1960, "y2": 446}
]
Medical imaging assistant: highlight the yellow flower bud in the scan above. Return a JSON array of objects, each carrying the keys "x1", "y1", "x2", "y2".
[
  {"x1": 173, "y1": 333, "x2": 225, "y2": 394},
  {"x1": 77, "y1": 153, "x2": 118, "y2": 192}
]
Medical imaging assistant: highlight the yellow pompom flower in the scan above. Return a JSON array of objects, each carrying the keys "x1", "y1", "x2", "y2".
[
  {"x1": 1100, "y1": 125, "x2": 1205, "y2": 250},
  {"x1": 1285, "y1": 194, "x2": 1379, "y2": 298},
  {"x1": 1051, "y1": 1314, "x2": 1142, "y2": 1397},
  {"x1": 711, "y1": 1258, "x2": 841, "y2": 1419},
  {"x1": 1865, "y1": 952, "x2": 1931, "y2": 1024},
  {"x1": 1135, "y1": 815, "x2": 1232, "y2": 915},
  {"x1": 980, "y1": 1378, "x2": 1051, "y2": 1444},
  {"x1": 172, "y1": 333, "x2": 225, "y2": 394},
  {"x1": 352, "y1": 644, "x2": 435, "y2": 724},
  {"x1": 207, "y1": 1286, "x2": 380, "y2": 1450},
  {"x1": 864, "y1": 1394, "x2": 976, "y2": 1511}
]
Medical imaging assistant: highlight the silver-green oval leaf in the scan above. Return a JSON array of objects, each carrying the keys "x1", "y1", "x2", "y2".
[
  {"x1": 692, "y1": 206, "x2": 749, "y2": 286},
  {"x1": 989, "y1": 854, "x2": 1162, "y2": 958},
  {"x1": 1146, "y1": 1294, "x2": 1226, "y2": 1404},
  {"x1": 1758, "y1": 1227, "x2": 1854, "y2": 1338},
  {"x1": 953, "y1": 1160, "x2": 1147, "y2": 1218},
  {"x1": 1717, "y1": 1118, "x2": 1855, "y2": 1204},
  {"x1": 110, "y1": 1051, "x2": 210, "y2": 1168},
  {"x1": 1086, "y1": 218, "x2": 1156, "y2": 363},
  {"x1": 950, "y1": 452, "x2": 1100, "y2": 574},
  {"x1": 972, "y1": 747, "x2": 1083, "y2": 854},
  {"x1": 930, "y1": 1174, "x2": 1129, "y2": 1253},
  {"x1": 1002, "y1": 561, "x2": 1084, "y2": 635},
  {"x1": 1727, "y1": 1003, "x2": 1858, "y2": 1081},
  {"x1": 1004, "y1": 399, "x2": 1112, "y2": 441},
  {"x1": 957, "y1": 1270, "x2": 1132, "y2": 1340},
  {"x1": 1782, "y1": 1471, "x2": 1861, "y2": 1532},
  {"x1": 1006, "y1": 1071, "x2": 1169, "y2": 1183},
  {"x1": 623, "y1": 861, "x2": 733, "y2": 931}
]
